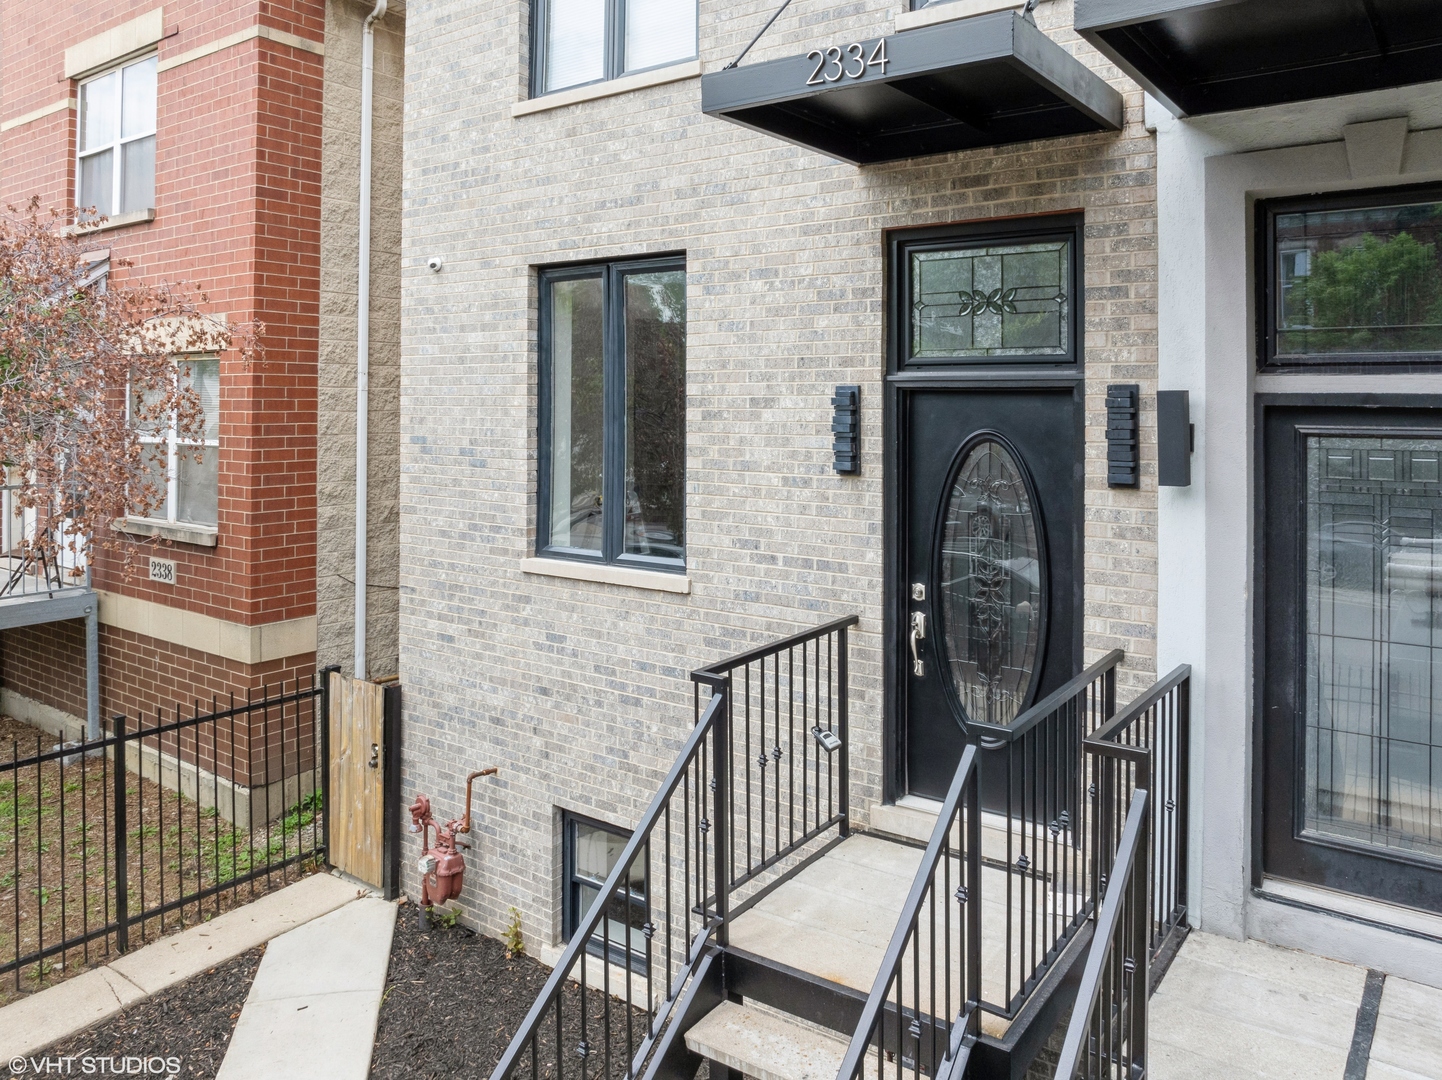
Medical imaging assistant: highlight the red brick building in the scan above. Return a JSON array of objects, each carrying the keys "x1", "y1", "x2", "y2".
[{"x1": 0, "y1": 0, "x2": 373, "y2": 747}]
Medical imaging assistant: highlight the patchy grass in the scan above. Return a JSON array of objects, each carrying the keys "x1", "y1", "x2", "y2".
[{"x1": 0, "y1": 714, "x2": 322, "y2": 1006}]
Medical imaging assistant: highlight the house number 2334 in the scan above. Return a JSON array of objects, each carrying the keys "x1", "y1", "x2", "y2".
[{"x1": 806, "y1": 40, "x2": 888, "y2": 85}]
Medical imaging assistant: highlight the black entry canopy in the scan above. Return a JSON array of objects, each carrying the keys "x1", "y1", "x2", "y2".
[
  {"x1": 700, "y1": 11, "x2": 1123, "y2": 167},
  {"x1": 1076, "y1": 0, "x2": 1442, "y2": 118}
]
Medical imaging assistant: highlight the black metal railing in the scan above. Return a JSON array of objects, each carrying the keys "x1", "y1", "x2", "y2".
[
  {"x1": 1084, "y1": 665, "x2": 1190, "y2": 973},
  {"x1": 0, "y1": 676, "x2": 325, "y2": 997},
  {"x1": 838, "y1": 744, "x2": 982, "y2": 1080},
  {"x1": 491, "y1": 616, "x2": 857, "y2": 1080},
  {"x1": 1053, "y1": 791, "x2": 1150, "y2": 1080},
  {"x1": 966, "y1": 649, "x2": 1122, "y2": 1018},
  {"x1": 693, "y1": 614, "x2": 857, "y2": 901}
]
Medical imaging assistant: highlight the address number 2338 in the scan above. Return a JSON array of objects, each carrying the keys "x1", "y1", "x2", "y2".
[{"x1": 806, "y1": 40, "x2": 889, "y2": 85}]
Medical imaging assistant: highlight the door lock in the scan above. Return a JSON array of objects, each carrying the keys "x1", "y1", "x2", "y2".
[
  {"x1": 369, "y1": 743, "x2": 380, "y2": 769},
  {"x1": 909, "y1": 611, "x2": 927, "y2": 677}
]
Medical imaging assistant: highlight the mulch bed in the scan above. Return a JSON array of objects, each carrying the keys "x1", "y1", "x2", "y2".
[
  {"x1": 6, "y1": 945, "x2": 263, "y2": 1080},
  {"x1": 370, "y1": 907, "x2": 649, "y2": 1080}
]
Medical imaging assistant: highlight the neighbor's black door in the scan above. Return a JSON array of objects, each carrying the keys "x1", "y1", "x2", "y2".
[
  {"x1": 1260, "y1": 401, "x2": 1442, "y2": 913},
  {"x1": 900, "y1": 385, "x2": 1083, "y2": 799}
]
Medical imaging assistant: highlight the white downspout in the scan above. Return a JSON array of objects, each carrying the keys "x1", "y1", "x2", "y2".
[{"x1": 355, "y1": 0, "x2": 387, "y2": 678}]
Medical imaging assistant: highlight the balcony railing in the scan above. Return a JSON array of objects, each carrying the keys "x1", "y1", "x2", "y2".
[{"x1": 1, "y1": 484, "x2": 88, "y2": 603}]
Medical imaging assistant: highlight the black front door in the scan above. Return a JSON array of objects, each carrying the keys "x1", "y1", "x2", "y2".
[
  {"x1": 1260, "y1": 400, "x2": 1442, "y2": 913},
  {"x1": 898, "y1": 384, "x2": 1083, "y2": 799}
]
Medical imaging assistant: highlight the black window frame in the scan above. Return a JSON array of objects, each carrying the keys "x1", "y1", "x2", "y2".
[
  {"x1": 537, "y1": 255, "x2": 687, "y2": 573},
  {"x1": 889, "y1": 214, "x2": 1083, "y2": 373},
  {"x1": 529, "y1": 0, "x2": 698, "y2": 99},
  {"x1": 1256, "y1": 181, "x2": 1442, "y2": 373},
  {"x1": 561, "y1": 812, "x2": 650, "y2": 973}
]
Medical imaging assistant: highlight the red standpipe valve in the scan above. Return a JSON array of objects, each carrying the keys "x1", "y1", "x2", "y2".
[{"x1": 409, "y1": 768, "x2": 497, "y2": 928}]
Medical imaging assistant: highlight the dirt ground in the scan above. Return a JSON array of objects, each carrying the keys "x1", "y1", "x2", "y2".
[
  {"x1": 370, "y1": 909, "x2": 649, "y2": 1080},
  {"x1": 6, "y1": 945, "x2": 263, "y2": 1080},
  {"x1": 0, "y1": 714, "x2": 321, "y2": 1005}
]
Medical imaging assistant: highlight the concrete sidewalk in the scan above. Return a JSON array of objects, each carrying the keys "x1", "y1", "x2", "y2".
[
  {"x1": 215, "y1": 895, "x2": 398, "y2": 1080},
  {"x1": 0, "y1": 872, "x2": 363, "y2": 1063},
  {"x1": 1150, "y1": 931, "x2": 1442, "y2": 1080}
]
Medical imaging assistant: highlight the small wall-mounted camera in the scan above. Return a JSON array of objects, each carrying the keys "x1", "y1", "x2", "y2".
[{"x1": 426, "y1": 255, "x2": 444, "y2": 273}]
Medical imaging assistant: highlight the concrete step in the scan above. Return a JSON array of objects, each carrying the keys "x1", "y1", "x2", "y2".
[{"x1": 685, "y1": 1001, "x2": 854, "y2": 1080}]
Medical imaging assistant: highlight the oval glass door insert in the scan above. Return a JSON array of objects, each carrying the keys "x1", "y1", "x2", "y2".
[{"x1": 938, "y1": 437, "x2": 1045, "y2": 727}]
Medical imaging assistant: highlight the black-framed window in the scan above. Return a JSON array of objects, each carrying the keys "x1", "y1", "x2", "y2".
[
  {"x1": 538, "y1": 257, "x2": 686, "y2": 570},
  {"x1": 1258, "y1": 184, "x2": 1442, "y2": 371},
  {"x1": 562, "y1": 814, "x2": 649, "y2": 971},
  {"x1": 531, "y1": 0, "x2": 697, "y2": 96},
  {"x1": 891, "y1": 218, "x2": 1080, "y2": 371}
]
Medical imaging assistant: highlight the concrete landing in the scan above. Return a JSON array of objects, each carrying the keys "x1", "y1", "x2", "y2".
[
  {"x1": 215, "y1": 895, "x2": 397, "y2": 1080},
  {"x1": 1150, "y1": 931, "x2": 1442, "y2": 1080},
  {"x1": 728, "y1": 834, "x2": 1082, "y2": 1040}
]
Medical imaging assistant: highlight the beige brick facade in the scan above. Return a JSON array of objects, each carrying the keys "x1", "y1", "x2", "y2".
[{"x1": 399, "y1": 0, "x2": 1157, "y2": 943}]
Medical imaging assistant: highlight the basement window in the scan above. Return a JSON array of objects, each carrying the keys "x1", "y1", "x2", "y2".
[
  {"x1": 562, "y1": 814, "x2": 649, "y2": 973},
  {"x1": 531, "y1": 0, "x2": 696, "y2": 95}
]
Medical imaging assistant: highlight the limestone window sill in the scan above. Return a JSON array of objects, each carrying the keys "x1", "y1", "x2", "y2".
[
  {"x1": 895, "y1": 0, "x2": 1022, "y2": 32},
  {"x1": 512, "y1": 60, "x2": 701, "y2": 118},
  {"x1": 118, "y1": 517, "x2": 218, "y2": 547},
  {"x1": 63, "y1": 208, "x2": 156, "y2": 236},
  {"x1": 520, "y1": 557, "x2": 690, "y2": 594}
]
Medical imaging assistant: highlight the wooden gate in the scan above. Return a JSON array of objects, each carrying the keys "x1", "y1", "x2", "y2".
[{"x1": 326, "y1": 671, "x2": 399, "y2": 893}]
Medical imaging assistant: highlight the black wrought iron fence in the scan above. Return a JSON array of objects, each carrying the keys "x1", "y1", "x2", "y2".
[
  {"x1": 837, "y1": 744, "x2": 982, "y2": 1080},
  {"x1": 966, "y1": 649, "x2": 1121, "y2": 1018},
  {"x1": 0, "y1": 675, "x2": 325, "y2": 997},
  {"x1": 1053, "y1": 791, "x2": 1150, "y2": 1080}
]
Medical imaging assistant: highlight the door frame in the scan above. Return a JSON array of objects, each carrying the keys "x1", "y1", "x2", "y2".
[
  {"x1": 882, "y1": 214, "x2": 1087, "y2": 801},
  {"x1": 1253, "y1": 393, "x2": 1442, "y2": 911}
]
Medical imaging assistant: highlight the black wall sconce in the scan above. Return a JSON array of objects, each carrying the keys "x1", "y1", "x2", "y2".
[
  {"x1": 832, "y1": 385, "x2": 860, "y2": 474},
  {"x1": 1106, "y1": 384, "x2": 1139, "y2": 488},
  {"x1": 1158, "y1": 390, "x2": 1193, "y2": 487}
]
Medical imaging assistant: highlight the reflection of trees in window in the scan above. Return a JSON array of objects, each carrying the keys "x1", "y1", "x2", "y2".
[
  {"x1": 550, "y1": 278, "x2": 605, "y2": 551},
  {"x1": 1275, "y1": 199, "x2": 1442, "y2": 358},
  {"x1": 541, "y1": 259, "x2": 686, "y2": 567},
  {"x1": 625, "y1": 272, "x2": 686, "y2": 560}
]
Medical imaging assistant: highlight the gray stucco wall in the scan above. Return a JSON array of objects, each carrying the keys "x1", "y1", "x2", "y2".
[
  {"x1": 399, "y1": 0, "x2": 1158, "y2": 944},
  {"x1": 317, "y1": 0, "x2": 406, "y2": 680}
]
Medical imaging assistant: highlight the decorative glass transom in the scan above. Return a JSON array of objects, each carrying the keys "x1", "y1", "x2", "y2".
[
  {"x1": 1305, "y1": 435, "x2": 1442, "y2": 862},
  {"x1": 911, "y1": 240, "x2": 1070, "y2": 360},
  {"x1": 939, "y1": 438, "x2": 1044, "y2": 727}
]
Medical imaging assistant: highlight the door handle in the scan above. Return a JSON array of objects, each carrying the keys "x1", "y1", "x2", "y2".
[{"x1": 909, "y1": 611, "x2": 927, "y2": 677}]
